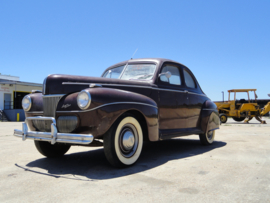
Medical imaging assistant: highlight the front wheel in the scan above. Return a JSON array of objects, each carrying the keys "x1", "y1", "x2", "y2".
[
  {"x1": 219, "y1": 114, "x2": 227, "y2": 123},
  {"x1": 34, "y1": 141, "x2": 71, "y2": 158},
  {"x1": 199, "y1": 130, "x2": 215, "y2": 145},
  {"x1": 103, "y1": 114, "x2": 143, "y2": 168}
]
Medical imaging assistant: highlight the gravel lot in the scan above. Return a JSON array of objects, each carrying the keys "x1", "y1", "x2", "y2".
[{"x1": 1, "y1": 118, "x2": 270, "y2": 203}]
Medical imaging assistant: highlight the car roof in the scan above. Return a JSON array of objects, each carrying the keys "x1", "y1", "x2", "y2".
[{"x1": 106, "y1": 58, "x2": 188, "y2": 70}]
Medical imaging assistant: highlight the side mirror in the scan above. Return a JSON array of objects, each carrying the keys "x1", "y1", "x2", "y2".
[{"x1": 159, "y1": 71, "x2": 171, "y2": 79}]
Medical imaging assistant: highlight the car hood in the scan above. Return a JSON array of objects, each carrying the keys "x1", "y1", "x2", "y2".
[{"x1": 44, "y1": 74, "x2": 154, "y2": 95}]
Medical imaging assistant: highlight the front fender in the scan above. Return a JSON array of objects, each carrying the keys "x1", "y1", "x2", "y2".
[
  {"x1": 94, "y1": 104, "x2": 159, "y2": 141},
  {"x1": 56, "y1": 87, "x2": 159, "y2": 141}
]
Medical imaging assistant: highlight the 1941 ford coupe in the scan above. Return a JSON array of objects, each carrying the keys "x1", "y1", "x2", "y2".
[{"x1": 14, "y1": 58, "x2": 219, "y2": 167}]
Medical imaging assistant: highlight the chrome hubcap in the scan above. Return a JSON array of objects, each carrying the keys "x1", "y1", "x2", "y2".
[
  {"x1": 122, "y1": 130, "x2": 135, "y2": 151},
  {"x1": 119, "y1": 124, "x2": 138, "y2": 158}
]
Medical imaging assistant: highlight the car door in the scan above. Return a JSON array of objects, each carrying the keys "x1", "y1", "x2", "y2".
[
  {"x1": 182, "y1": 68, "x2": 206, "y2": 129},
  {"x1": 157, "y1": 63, "x2": 187, "y2": 133}
]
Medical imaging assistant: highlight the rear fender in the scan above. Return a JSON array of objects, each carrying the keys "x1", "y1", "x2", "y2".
[{"x1": 199, "y1": 100, "x2": 219, "y2": 133}]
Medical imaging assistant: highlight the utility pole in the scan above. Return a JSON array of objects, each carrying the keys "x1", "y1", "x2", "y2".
[{"x1": 222, "y1": 91, "x2": 224, "y2": 102}]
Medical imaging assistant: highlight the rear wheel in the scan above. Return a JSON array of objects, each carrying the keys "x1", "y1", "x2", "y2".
[
  {"x1": 103, "y1": 114, "x2": 143, "y2": 168},
  {"x1": 199, "y1": 130, "x2": 215, "y2": 145},
  {"x1": 219, "y1": 114, "x2": 227, "y2": 123},
  {"x1": 232, "y1": 117, "x2": 245, "y2": 122},
  {"x1": 34, "y1": 141, "x2": 71, "y2": 158}
]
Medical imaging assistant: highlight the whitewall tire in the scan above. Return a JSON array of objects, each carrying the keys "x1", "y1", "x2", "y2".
[
  {"x1": 199, "y1": 130, "x2": 215, "y2": 145},
  {"x1": 104, "y1": 114, "x2": 143, "y2": 167}
]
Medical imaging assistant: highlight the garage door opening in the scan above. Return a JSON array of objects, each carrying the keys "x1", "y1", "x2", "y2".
[{"x1": 13, "y1": 92, "x2": 30, "y2": 109}]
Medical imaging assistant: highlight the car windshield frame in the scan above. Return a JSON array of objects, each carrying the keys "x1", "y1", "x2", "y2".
[{"x1": 102, "y1": 63, "x2": 157, "y2": 81}]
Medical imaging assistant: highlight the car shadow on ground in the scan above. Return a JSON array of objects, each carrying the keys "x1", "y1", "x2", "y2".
[{"x1": 16, "y1": 138, "x2": 226, "y2": 181}]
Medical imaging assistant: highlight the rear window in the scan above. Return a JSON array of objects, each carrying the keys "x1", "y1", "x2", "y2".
[{"x1": 184, "y1": 69, "x2": 196, "y2": 88}]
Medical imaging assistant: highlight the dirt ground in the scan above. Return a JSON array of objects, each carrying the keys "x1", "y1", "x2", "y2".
[{"x1": 1, "y1": 118, "x2": 270, "y2": 203}]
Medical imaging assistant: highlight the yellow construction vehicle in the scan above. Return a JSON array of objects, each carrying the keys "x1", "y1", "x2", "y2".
[{"x1": 215, "y1": 89, "x2": 270, "y2": 124}]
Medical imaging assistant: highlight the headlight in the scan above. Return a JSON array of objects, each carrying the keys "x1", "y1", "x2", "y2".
[
  {"x1": 22, "y1": 95, "x2": 32, "y2": 111},
  {"x1": 77, "y1": 90, "x2": 91, "y2": 110}
]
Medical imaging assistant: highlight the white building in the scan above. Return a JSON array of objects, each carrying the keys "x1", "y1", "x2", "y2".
[{"x1": 0, "y1": 74, "x2": 42, "y2": 121}]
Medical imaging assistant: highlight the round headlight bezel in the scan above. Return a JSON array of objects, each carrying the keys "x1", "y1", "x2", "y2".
[
  {"x1": 22, "y1": 95, "x2": 32, "y2": 111},
  {"x1": 77, "y1": 90, "x2": 91, "y2": 110}
]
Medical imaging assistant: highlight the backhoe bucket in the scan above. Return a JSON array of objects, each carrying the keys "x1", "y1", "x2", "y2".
[{"x1": 261, "y1": 102, "x2": 270, "y2": 116}]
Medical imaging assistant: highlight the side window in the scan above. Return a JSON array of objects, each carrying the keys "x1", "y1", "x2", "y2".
[
  {"x1": 160, "y1": 65, "x2": 181, "y2": 85},
  {"x1": 183, "y1": 69, "x2": 196, "y2": 88}
]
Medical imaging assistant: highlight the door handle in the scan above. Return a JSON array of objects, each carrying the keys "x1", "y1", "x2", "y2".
[{"x1": 184, "y1": 90, "x2": 188, "y2": 93}]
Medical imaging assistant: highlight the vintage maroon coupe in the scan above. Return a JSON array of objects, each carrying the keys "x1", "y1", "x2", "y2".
[{"x1": 14, "y1": 58, "x2": 219, "y2": 167}]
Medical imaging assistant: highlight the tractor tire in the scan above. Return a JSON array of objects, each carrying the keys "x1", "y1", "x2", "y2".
[
  {"x1": 219, "y1": 114, "x2": 227, "y2": 123},
  {"x1": 232, "y1": 117, "x2": 245, "y2": 122}
]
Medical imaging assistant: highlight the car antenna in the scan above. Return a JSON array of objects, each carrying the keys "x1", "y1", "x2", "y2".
[
  {"x1": 131, "y1": 48, "x2": 138, "y2": 59},
  {"x1": 119, "y1": 48, "x2": 138, "y2": 78}
]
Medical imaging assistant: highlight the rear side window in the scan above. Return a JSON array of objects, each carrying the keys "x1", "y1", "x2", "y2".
[
  {"x1": 160, "y1": 65, "x2": 181, "y2": 85},
  {"x1": 184, "y1": 69, "x2": 196, "y2": 88}
]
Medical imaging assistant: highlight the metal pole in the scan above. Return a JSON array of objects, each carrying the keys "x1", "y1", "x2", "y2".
[
  {"x1": 14, "y1": 83, "x2": 16, "y2": 110},
  {"x1": 222, "y1": 91, "x2": 224, "y2": 102}
]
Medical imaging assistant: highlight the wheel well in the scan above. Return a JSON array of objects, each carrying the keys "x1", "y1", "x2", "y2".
[
  {"x1": 125, "y1": 110, "x2": 149, "y2": 142},
  {"x1": 100, "y1": 110, "x2": 149, "y2": 141}
]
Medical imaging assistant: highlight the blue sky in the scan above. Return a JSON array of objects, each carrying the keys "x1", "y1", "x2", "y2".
[{"x1": 0, "y1": 0, "x2": 269, "y2": 101}]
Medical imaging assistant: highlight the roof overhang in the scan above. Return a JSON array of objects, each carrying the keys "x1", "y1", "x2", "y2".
[
  {"x1": 0, "y1": 80, "x2": 42, "y2": 87},
  {"x1": 228, "y1": 89, "x2": 257, "y2": 93}
]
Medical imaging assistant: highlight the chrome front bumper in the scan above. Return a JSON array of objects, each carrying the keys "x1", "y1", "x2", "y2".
[{"x1": 13, "y1": 117, "x2": 94, "y2": 145}]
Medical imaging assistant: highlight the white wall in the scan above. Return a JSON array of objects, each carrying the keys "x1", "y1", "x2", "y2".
[{"x1": 0, "y1": 84, "x2": 42, "y2": 110}]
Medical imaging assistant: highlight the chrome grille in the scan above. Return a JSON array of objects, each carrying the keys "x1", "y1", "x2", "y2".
[
  {"x1": 57, "y1": 116, "x2": 78, "y2": 133},
  {"x1": 29, "y1": 116, "x2": 78, "y2": 133},
  {"x1": 31, "y1": 120, "x2": 52, "y2": 132},
  {"x1": 43, "y1": 95, "x2": 63, "y2": 117}
]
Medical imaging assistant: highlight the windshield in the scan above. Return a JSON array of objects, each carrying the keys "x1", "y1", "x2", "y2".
[
  {"x1": 103, "y1": 65, "x2": 125, "y2": 79},
  {"x1": 102, "y1": 63, "x2": 156, "y2": 80}
]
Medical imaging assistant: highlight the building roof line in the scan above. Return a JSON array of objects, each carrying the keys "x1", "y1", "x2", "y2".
[{"x1": 0, "y1": 79, "x2": 42, "y2": 87}]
